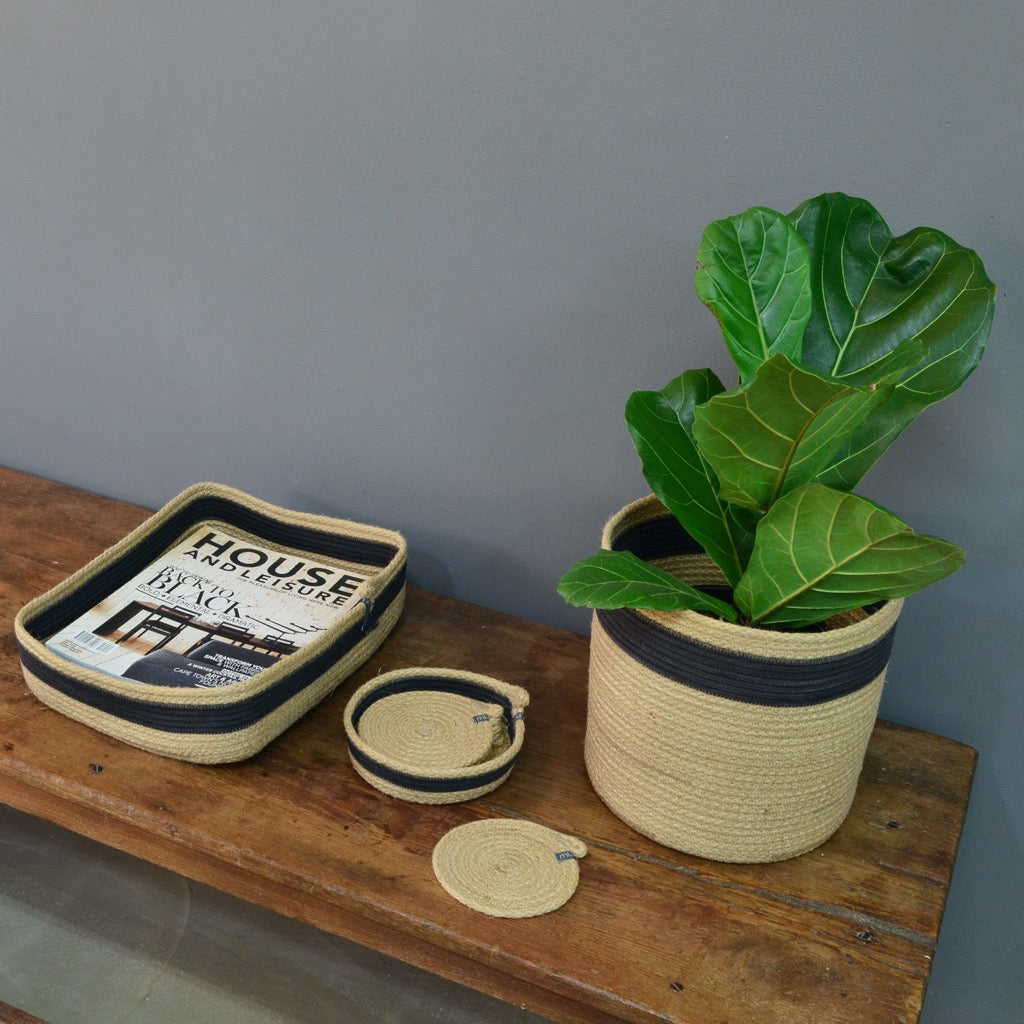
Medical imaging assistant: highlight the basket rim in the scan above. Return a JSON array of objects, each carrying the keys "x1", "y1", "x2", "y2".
[
  {"x1": 343, "y1": 668, "x2": 528, "y2": 794},
  {"x1": 600, "y1": 493, "x2": 904, "y2": 657},
  {"x1": 13, "y1": 481, "x2": 407, "y2": 750}
]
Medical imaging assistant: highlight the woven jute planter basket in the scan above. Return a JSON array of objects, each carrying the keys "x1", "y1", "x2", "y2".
[{"x1": 585, "y1": 495, "x2": 903, "y2": 863}]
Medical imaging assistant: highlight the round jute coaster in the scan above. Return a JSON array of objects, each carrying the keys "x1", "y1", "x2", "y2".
[
  {"x1": 432, "y1": 819, "x2": 587, "y2": 918},
  {"x1": 357, "y1": 691, "x2": 503, "y2": 771}
]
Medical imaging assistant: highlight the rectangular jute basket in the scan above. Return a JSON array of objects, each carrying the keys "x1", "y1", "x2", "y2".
[{"x1": 14, "y1": 482, "x2": 407, "y2": 763}]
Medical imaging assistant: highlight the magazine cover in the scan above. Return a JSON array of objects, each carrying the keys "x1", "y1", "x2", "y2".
[{"x1": 45, "y1": 523, "x2": 369, "y2": 688}]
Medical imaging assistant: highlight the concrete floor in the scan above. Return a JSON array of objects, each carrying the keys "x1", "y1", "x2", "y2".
[{"x1": 0, "y1": 805, "x2": 550, "y2": 1024}]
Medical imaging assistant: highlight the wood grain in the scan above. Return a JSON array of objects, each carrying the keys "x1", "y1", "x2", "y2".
[
  {"x1": 0, "y1": 467, "x2": 976, "y2": 1024},
  {"x1": 0, "y1": 999, "x2": 49, "y2": 1024}
]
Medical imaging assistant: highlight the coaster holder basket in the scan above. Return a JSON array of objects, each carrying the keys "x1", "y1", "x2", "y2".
[{"x1": 344, "y1": 668, "x2": 529, "y2": 804}]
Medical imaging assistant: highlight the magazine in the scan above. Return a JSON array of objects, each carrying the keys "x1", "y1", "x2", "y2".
[{"x1": 45, "y1": 523, "x2": 369, "y2": 688}]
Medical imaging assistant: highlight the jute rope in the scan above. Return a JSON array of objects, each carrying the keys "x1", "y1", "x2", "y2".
[
  {"x1": 356, "y1": 691, "x2": 504, "y2": 771},
  {"x1": 20, "y1": 595, "x2": 405, "y2": 765},
  {"x1": 344, "y1": 668, "x2": 529, "y2": 805},
  {"x1": 432, "y1": 819, "x2": 587, "y2": 918},
  {"x1": 14, "y1": 482, "x2": 407, "y2": 763},
  {"x1": 585, "y1": 493, "x2": 902, "y2": 863}
]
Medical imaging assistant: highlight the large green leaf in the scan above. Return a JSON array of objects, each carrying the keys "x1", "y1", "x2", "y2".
[
  {"x1": 692, "y1": 355, "x2": 880, "y2": 512},
  {"x1": 557, "y1": 550, "x2": 738, "y2": 620},
  {"x1": 791, "y1": 193, "x2": 994, "y2": 388},
  {"x1": 733, "y1": 484, "x2": 965, "y2": 628},
  {"x1": 695, "y1": 206, "x2": 812, "y2": 382},
  {"x1": 625, "y1": 370, "x2": 753, "y2": 585},
  {"x1": 692, "y1": 348, "x2": 926, "y2": 507},
  {"x1": 790, "y1": 193, "x2": 996, "y2": 487}
]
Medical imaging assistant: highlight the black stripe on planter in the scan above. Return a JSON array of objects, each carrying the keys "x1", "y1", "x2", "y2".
[
  {"x1": 596, "y1": 606, "x2": 898, "y2": 707},
  {"x1": 19, "y1": 566, "x2": 405, "y2": 734}
]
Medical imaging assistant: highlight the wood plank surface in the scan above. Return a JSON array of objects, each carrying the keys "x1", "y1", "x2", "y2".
[
  {"x1": 0, "y1": 1000, "x2": 49, "y2": 1024},
  {"x1": 0, "y1": 466, "x2": 976, "y2": 1024}
]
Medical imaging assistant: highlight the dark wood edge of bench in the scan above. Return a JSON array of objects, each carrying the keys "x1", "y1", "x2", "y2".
[{"x1": 0, "y1": 1001, "x2": 49, "y2": 1024}]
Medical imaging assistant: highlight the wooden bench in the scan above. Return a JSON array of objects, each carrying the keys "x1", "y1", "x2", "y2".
[
  {"x1": 0, "y1": 999, "x2": 49, "y2": 1024},
  {"x1": 0, "y1": 467, "x2": 976, "y2": 1024}
]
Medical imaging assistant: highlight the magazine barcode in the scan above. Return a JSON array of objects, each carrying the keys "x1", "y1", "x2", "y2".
[{"x1": 74, "y1": 631, "x2": 117, "y2": 655}]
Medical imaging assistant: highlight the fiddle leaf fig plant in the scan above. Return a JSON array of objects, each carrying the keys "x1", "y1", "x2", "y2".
[{"x1": 559, "y1": 193, "x2": 996, "y2": 630}]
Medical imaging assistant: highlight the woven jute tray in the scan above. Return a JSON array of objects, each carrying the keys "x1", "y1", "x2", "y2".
[
  {"x1": 14, "y1": 482, "x2": 407, "y2": 763},
  {"x1": 344, "y1": 668, "x2": 529, "y2": 804}
]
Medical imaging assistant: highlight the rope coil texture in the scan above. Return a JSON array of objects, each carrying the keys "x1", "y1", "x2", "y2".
[
  {"x1": 432, "y1": 819, "x2": 587, "y2": 918},
  {"x1": 586, "y1": 494, "x2": 903, "y2": 863},
  {"x1": 357, "y1": 691, "x2": 504, "y2": 771},
  {"x1": 14, "y1": 482, "x2": 407, "y2": 763},
  {"x1": 344, "y1": 668, "x2": 529, "y2": 804}
]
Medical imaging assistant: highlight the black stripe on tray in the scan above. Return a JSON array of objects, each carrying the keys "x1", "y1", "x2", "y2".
[
  {"x1": 20, "y1": 565, "x2": 405, "y2": 734},
  {"x1": 25, "y1": 492, "x2": 401, "y2": 641}
]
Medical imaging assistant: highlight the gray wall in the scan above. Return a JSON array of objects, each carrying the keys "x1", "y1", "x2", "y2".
[{"x1": 3, "y1": 4, "x2": 1020, "y2": 1020}]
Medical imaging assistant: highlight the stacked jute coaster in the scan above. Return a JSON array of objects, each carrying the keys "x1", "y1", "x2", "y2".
[
  {"x1": 343, "y1": 668, "x2": 529, "y2": 804},
  {"x1": 432, "y1": 819, "x2": 587, "y2": 918},
  {"x1": 357, "y1": 690, "x2": 504, "y2": 771}
]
